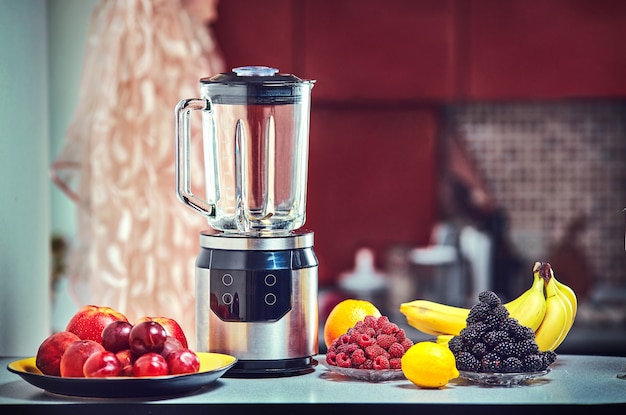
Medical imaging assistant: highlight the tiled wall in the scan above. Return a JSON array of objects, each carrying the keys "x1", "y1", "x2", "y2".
[{"x1": 444, "y1": 101, "x2": 626, "y2": 291}]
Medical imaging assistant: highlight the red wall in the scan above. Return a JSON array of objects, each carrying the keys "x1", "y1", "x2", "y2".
[{"x1": 211, "y1": 0, "x2": 626, "y2": 285}]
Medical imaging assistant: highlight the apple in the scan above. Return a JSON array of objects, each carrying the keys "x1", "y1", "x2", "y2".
[
  {"x1": 83, "y1": 350, "x2": 122, "y2": 378},
  {"x1": 132, "y1": 352, "x2": 169, "y2": 377},
  {"x1": 136, "y1": 316, "x2": 188, "y2": 349},
  {"x1": 166, "y1": 348, "x2": 200, "y2": 375},
  {"x1": 66, "y1": 305, "x2": 128, "y2": 344},
  {"x1": 129, "y1": 320, "x2": 167, "y2": 356},
  {"x1": 115, "y1": 349, "x2": 135, "y2": 376},
  {"x1": 60, "y1": 339, "x2": 105, "y2": 377},
  {"x1": 35, "y1": 331, "x2": 81, "y2": 376},
  {"x1": 101, "y1": 320, "x2": 132, "y2": 353}
]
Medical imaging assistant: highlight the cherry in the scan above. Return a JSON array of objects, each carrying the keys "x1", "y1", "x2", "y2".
[
  {"x1": 132, "y1": 352, "x2": 169, "y2": 377},
  {"x1": 166, "y1": 348, "x2": 201, "y2": 375},
  {"x1": 129, "y1": 320, "x2": 167, "y2": 356},
  {"x1": 83, "y1": 350, "x2": 122, "y2": 378},
  {"x1": 101, "y1": 320, "x2": 133, "y2": 353},
  {"x1": 160, "y1": 336, "x2": 183, "y2": 359}
]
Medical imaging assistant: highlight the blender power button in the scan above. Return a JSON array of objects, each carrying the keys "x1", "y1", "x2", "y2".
[
  {"x1": 222, "y1": 293, "x2": 233, "y2": 305},
  {"x1": 222, "y1": 273, "x2": 233, "y2": 286},
  {"x1": 264, "y1": 274, "x2": 276, "y2": 286},
  {"x1": 264, "y1": 293, "x2": 276, "y2": 306}
]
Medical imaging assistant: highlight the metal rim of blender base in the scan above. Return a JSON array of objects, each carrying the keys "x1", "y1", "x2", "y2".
[{"x1": 199, "y1": 229, "x2": 314, "y2": 251}]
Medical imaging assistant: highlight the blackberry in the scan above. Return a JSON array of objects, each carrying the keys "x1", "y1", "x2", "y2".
[
  {"x1": 542, "y1": 350, "x2": 558, "y2": 367},
  {"x1": 522, "y1": 354, "x2": 544, "y2": 372},
  {"x1": 447, "y1": 335, "x2": 465, "y2": 354},
  {"x1": 483, "y1": 306, "x2": 509, "y2": 329},
  {"x1": 460, "y1": 326, "x2": 484, "y2": 345},
  {"x1": 493, "y1": 341, "x2": 517, "y2": 357},
  {"x1": 483, "y1": 330, "x2": 511, "y2": 347},
  {"x1": 481, "y1": 352, "x2": 503, "y2": 372},
  {"x1": 512, "y1": 339, "x2": 539, "y2": 357},
  {"x1": 471, "y1": 342, "x2": 488, "y2": 359},
  {"x1": 467, "y1": 302, "x2": 491, "y2": 323},
  {"x1": 499, "y1": 317, "x2": 520, "y2": 332},
  {"x1": 455, "y1": 351, "x2": 480, "y2": 371},
  {"x1": 508, "y1": 324, "x2": 535, "y2": 341},
  {"x1": 478, "y1": 291, "x2": 502, "y2": 308},
  {"x1": 502, "y1": 357, "x2": 523, "y2": 373}
]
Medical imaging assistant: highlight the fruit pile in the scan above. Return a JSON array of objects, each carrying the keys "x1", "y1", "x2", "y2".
[
  {"x1": 400, "y1": 262, "x2": 577, "y2": 353},
  {"x1": 447, "y1": 291, "x2": 557, "y2": 373},
  {"x1": 36, "y1": 305, "x2": 200, "y2": 378},
  {"x1": 326, "y1": 315, "x2": 414, "y2": 370}
]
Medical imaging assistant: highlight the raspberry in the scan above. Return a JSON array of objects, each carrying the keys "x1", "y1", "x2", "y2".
[
  {"x1": 388, "y1": 342, "x2": 405, "y2": 358},
  {"x1": 375, "y1": 315, "x2": 391, "y2": 329},
  {"x1": 359, "y1": 359, "x2": 374, "y2": 370},
  {"x1": 351, "y1": 348, "x2": 367, "y2": 366},
  {"x1": 363, "y1": 315, "x2": 378, "y2": 328},
  {"x1": 389, "y1": 357, "x2": 402, "y2": 369},
  {"x1": 365, "y1": 344, "x2": 386, "y2": 359},
  {"x1": 400, "y1": 338, "x2": 414, "y2": 352},
  {"x1": 373, "y1": 355, "x2": 390, "y2": 370},
  {"x1": 380, "y1": 322, "x2": 399, "y2": 335},
  {"x1": 337, "y1": 342, "x2": 358, "y2": 354},
  {"x1": 394, "y1": 328, "x2": 406, "y2": 342},
  {"x1": 336, "y1": 334, "x2": 351, "y2": 346},
  {"x1": 335, "y1": 352, "x2": 351, "y2": 368},
  {"x1": 353, "y1": 321, "x2": 365, "y2": 332},
  {"x1": 376, "y1": 334, "x2": 396, "y2": 349},
  {"x1": 356, "y1": 333, "x2": 375, "y2": 348},
  {"x1": 326, "y1": 351, "x2": 337, "y2": 365}
]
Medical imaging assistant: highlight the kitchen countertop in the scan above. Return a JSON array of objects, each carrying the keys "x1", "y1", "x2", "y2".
[{"x1": 2, "y1": 354, "x2": 626, "y2": 414}]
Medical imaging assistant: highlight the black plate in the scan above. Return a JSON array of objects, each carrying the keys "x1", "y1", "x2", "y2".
[{"x1": 7, "y1": 352, "x2": 237, "y2": 398}]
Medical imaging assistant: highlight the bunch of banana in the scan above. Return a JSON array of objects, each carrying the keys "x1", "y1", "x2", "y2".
[
  {"x1": 399, "y1": 261, "x2": 577, "y2": 352},
  {"x1": 534, "y1": 262, "x2": 577, "y2": 351}
]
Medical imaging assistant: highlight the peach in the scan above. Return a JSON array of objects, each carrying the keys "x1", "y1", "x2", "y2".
[
  {"x1": 35, "y1": 331, "x2": 81, "y2": 376},
  {"x1": 66, "y1": 305, "x2": 128, "y2": 344},
  {"x1": 60, "y1": 339, "x2": 105, "y2": 377}
]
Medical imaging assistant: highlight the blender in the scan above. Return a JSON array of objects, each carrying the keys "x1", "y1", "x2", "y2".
[{"x1": 175, "y1": 66, "x2": 317, "y2": 377}]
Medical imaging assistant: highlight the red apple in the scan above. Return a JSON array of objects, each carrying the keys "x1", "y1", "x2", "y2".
[
  {"x1": 35, "y1": 331, "x2": 81, "y2": 376},
  {"x1": 60, "y1": 339, "x2": 105, "y2": 377},
  {"x1": 136, "y1": 316, "x2": 188, "y2": 349},
  {"x1": 115, "y1": 349, "x2": 135, "y2": 376},
  {"x1": 132, "y1": 352, "x2": 169, "y2": 377},
  {"x1": 166, "y1": 348, "x2": 200, "y2": 375},
  {"x1": 66, "y1": 305, "x2": 128, "y2": 344},
  {"x1": 83, "y1": 350, "x2": 122, "y2": 378}
]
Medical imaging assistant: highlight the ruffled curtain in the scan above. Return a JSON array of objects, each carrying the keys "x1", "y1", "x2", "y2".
[{"x1": 51, "y1": 0, "x2": 225, "y2": 348}]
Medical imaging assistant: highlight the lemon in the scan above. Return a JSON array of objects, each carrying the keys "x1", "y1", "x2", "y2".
[{"x1": 401, "y1": 341, "x2": 459, "y2": 388}]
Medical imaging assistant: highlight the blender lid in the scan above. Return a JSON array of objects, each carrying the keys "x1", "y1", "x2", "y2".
[{"x1": 200, "y1": 66, "x2": 314, "y2": 105}]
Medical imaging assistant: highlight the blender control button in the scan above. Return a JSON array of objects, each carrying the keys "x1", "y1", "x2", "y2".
[
  {"x1": 264, "y1": 274, "x2": 276, "y2": 286},
  {"x1": 222, "y1": 273, "x2": 233, "y2": 286},
  {"x1": 222, "y1": 293, "x2": 233, "y2": 305},
  {"x1": 264, "y1": 293, "x2": 276, "y2": 306}
]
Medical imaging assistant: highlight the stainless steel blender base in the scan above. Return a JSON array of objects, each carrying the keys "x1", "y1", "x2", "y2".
[{"x1": 195, "y1": 230, "x2": 319, "y2": 377}]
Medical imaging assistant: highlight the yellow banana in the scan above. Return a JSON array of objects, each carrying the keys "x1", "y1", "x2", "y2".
[
  {"x1": 552, "y1": 273, "x2": 578, "y2": 325},
  {"x1": 400, "y1": 265, "x2": 546, "y2": 336},
  {"x1": 534, "y1": 263, "x2": 573, "y2": 351},
  {"x1": 400, "y1": 300, "x2": 468, "y2": 336},
  {"x1": 506, "y1": 267, "x2": 546, "y2": 331}
]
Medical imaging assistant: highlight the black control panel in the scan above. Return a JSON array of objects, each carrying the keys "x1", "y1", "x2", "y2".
[{"x1": 209, "y1": 269, "x2": 292, "y2": 322}]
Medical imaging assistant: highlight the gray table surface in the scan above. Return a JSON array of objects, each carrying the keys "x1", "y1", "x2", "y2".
[{"x1": 1, "y1": 354, "x2": 625, "y2": 414}]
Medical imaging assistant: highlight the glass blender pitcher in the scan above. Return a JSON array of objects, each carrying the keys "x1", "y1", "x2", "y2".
[
  {"x1": 175, "y1": 67, "x2": 318, "y2": 377},
  {"x1": 176, "y1": 66, "x2": 314, "y2": 234}
]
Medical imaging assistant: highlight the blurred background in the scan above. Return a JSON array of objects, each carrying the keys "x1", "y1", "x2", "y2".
[{"x1": 1, "y1": 0, "x2": 624, "y2": 357}]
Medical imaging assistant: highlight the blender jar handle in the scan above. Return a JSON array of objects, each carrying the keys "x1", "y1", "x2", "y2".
[{"x1": 175, "y1": 98, "x2": 215, "y2": 217}]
